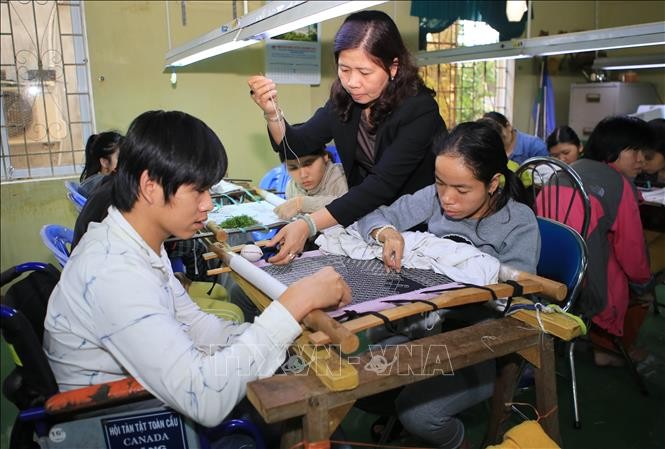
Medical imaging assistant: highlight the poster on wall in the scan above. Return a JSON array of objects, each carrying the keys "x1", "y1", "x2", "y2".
[{"x1": 265, "y1": 24, "x2": 321, "y2": 85}]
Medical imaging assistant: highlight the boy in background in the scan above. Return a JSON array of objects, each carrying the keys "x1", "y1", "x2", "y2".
[{"x1": 273, "y1": 146, "x2": 348, "y2": 220}]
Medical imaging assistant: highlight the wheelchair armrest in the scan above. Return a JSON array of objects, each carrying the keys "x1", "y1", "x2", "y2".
[{"x1": 45, "y1": 377, "x2": 152, "y2": 415}]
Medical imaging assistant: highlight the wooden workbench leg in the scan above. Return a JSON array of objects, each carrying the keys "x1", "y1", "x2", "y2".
[
  {"x1": 281, "y1": 397, "x2": 345, "y2": 449},
  {"x1": 303, "y1": 396, "x2": 332, "y2": 449},
  {"x1": 534, "y1": 335, "x2": 561, "y2": 444},
  {"x1": 281, "y1": 418, "x2": 304, "y2": 449},
  {"x1": 483, "y1": 354, "x2": 521, "y2": 446}
]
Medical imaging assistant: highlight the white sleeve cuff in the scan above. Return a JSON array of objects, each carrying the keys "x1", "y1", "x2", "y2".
[{"x1": 253, "y1": 301, "x2": 302, "y2": 348}]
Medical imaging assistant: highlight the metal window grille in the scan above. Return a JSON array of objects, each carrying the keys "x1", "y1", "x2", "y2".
[
  {"x1": 0, "y1": 0, "x2": 94, "y2": 181},
  {"x1": 419, "y1": 20, "x2": 514, "y2": 128}
]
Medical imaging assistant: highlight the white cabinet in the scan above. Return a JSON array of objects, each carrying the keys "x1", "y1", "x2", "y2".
[{"x1": 568, "y1": 82, "x2": 659, "y2": 140}]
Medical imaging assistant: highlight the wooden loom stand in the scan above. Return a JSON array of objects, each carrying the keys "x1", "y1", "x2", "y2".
[
  {"x1": 204, "y1": 222, "x2": 360, "y2": 354},
  {"x1": 205, "y1": 224, "x2": 568, "y2": 348},
  {"x1": 308, "y1": 274, "x2": 566, "y2": 345}
]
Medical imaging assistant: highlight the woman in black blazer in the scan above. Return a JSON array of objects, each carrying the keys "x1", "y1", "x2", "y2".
[{"x1": 248, "y1": 10, "x2": 446, "y2": 264}]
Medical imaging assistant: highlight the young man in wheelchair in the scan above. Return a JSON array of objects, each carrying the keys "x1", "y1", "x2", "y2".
[{"x1": 43, "y1": 110, "x2": 351, "y2": 444}]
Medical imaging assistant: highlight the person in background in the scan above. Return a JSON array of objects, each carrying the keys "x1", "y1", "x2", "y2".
[
  {"x1": 357, "y1": 122, "x2": 540, "y2": 449},
  {"x1": 78, "y1": 131, "x2": 123, "y2": 197},
  {"x1": 637, "y1": 118, "x2": 665, "y2": 186},
  {"x1": 585, "y1": 115, "x2": 651, "y2": 183},
  {"x1": 72, "y1": 175, "x2": 113, "y2": 248},
  {"x1": 539, "y1": 115, "x2": 652, "y2": 367},
  {"x1": 273, "y1": 145, "x2": 348, "y2": 220},
  {"x1": 44, "y1": 110, "x2": 351, "y2": 448},
  {"x1": 483, "y1": 111, "x2": 548, "y2": 164},
  {"x1": 248, "y1": 10, "x2": 446, "y2": 264},
  {"x1": 475, "y1": 117, "x2": 534, "y2": 192},
  {"x1": 546, "y1": 125, "x2": 583, "y2": 164}
]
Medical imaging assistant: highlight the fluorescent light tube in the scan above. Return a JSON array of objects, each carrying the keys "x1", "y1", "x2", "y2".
[
  {"x1": 592, "y1": 54, "x2": 665, "y2": 71},
  {"x1": 165, "y1": 1, "x2": 387, "y2": 68},
  {"x1": 600, "y1": 63, "x2": 665, "y2": 70},
  {"x1": 416, "y1": 21, "x2": 665, "y2": 66},
  {"x1": 524, "y1": 22, "x2": 665, "y2": 56},
  {"x1": 168, "y1": 40, "x2": 258, "y2": 67},
  {"x1": 239, "y1": 1, "x2": 387, "y2": 41},
  {"x1": 416, "y1": 41, "x2": 530, "y2": 66}
]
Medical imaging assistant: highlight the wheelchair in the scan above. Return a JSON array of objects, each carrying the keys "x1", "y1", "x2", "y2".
[{"x1": 1, "y1": 262, "x2": 264, "y2": 448}]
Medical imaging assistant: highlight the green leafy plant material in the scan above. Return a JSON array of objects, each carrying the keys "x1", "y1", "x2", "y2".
[{"x1": 219, "y1": 215, "x2": 258, "y2": 229}]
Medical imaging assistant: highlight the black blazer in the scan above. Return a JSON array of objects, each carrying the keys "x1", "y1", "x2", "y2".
[{"x1": 270, "y1": 89, "x2": 446, "y2": 226}]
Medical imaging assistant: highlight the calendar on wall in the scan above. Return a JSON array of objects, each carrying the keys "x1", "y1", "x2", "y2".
[{"x1": 265, "y1": 24, "x2": 321, "y2": 85}]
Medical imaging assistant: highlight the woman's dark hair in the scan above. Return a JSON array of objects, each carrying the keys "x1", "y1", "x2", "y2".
[
  {"x1": 434, "y1": 121, "x2": 528, "y2": 219},
  {"x1": 80, "y1": 131, "x2": 123, "y2": 182},
  {"x1": 546, "y1": 125, "x2": 581, "y2": 150},
  {"x1": 112, "y1": 110, "x2": 227, "y2": 211},
  {"x1": 482, "y1": 111, "x2": 510, "y2": 128},
  {"x1": 330, "y1": 10, "x2": 433, "y2": 131},
  {"x1": 585, "y1": 115, "x2": 653, "y2": 162}
]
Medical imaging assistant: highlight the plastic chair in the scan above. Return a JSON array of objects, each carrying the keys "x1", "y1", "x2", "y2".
[
  {"x1": 258, "y1": 164, "x2": 291, "y2": 198},
  {"x1": 486, "y1": 218, "x2": 589, "y2": 443},
  {"x1": 170, "y1": 256, "x2": 186, "y2": 273},
  {"x1": 517, "y1": 157, "x2": 592, "y2": 429},
  {"x1": 536, "y1": 217, "x2": 589, "y2": 314},
  {"x1": 0, "y1": 262, "x2": 264, "y2": 448},
  {"x1": 64, "y1": 180, "x2": 87, "y2": 213},
  {"x1": 39, "y1": 224, "x2": 74, "y2": 268},
  {"x1": 537, "y1": 217, "x2": 589, "y2": 427},
  {"x1": 325, "y1": 145, "x2": 341, "y2": 164}
]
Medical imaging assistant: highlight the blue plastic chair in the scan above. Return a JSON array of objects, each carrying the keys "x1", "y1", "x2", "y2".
[
  {"x1": 40, "y1": 224, "x2": 74, "y2": 267},
  {"x1": 498, "y1": 217, "x2": 588, "y2": 434},
  {"x1": 536, "y1": 217, "x2": 588, "y2": 314},
  {"x1": 258, "y1": 164, "x2": 291, "y2": 199},
  {"x1": 537, "y1": 217, "x2": 589, "y2": 428},
  {"x1": 325, "y1": 145, "x2": 341, "y2": 164},
  {"x1": 517, "y1": 157, "x2": 593, "y2": 428},
  {"x1": 64, "y1": 181, "x2": 87, "y2": 213}
]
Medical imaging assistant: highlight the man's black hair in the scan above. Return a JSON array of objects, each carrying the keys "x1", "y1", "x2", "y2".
[{"x1": 112, "y1": 110, "x2": 227, "y2": 211}]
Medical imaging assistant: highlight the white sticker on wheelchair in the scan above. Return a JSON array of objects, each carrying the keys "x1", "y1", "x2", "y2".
[{"x1": 49, "y1": 426, "x2": 66, "y2": 443}]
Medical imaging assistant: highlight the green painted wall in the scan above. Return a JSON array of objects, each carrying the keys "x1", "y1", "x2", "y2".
[
  {"x1": 0, "y1": 179, "x2": 77, "y2": 273},
  {"x1": 511, "y1": 0, "x2": 665, "y2": 131}
]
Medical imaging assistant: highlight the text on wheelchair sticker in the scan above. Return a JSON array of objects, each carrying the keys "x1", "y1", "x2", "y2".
[
  {"x1": 102, "y1": 410, "x2": 188, "y2": 449},
  {"x1": 49, "y1": 426, "x2": 66, "y2": 443}
]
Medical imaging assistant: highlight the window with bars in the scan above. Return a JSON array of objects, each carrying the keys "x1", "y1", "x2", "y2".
[
  {"x1": 0, "y1": 0, "x2": 93, "y2": 181},
  {"x1": 419, "y1": 20, "x2": 514, "y2": 128}
]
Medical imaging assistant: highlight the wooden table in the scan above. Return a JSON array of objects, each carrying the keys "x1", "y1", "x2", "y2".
[{"x1": 246, "y1": 316, "x2": 560, "y2": 448}]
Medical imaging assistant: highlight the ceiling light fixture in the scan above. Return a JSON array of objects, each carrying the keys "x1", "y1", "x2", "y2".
[
  {"x1": 417, "y1": 41, "x2": 531, "y2": 66},
  {"x1": 592, "y1": 54, "x2": 665, "y2": 71},
  {"x1": 165, "y1": 1, "x2": 388, "y2": 68},
  {"x1": 416, "y1": 21, "x2": 665, "y2": 66}
]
